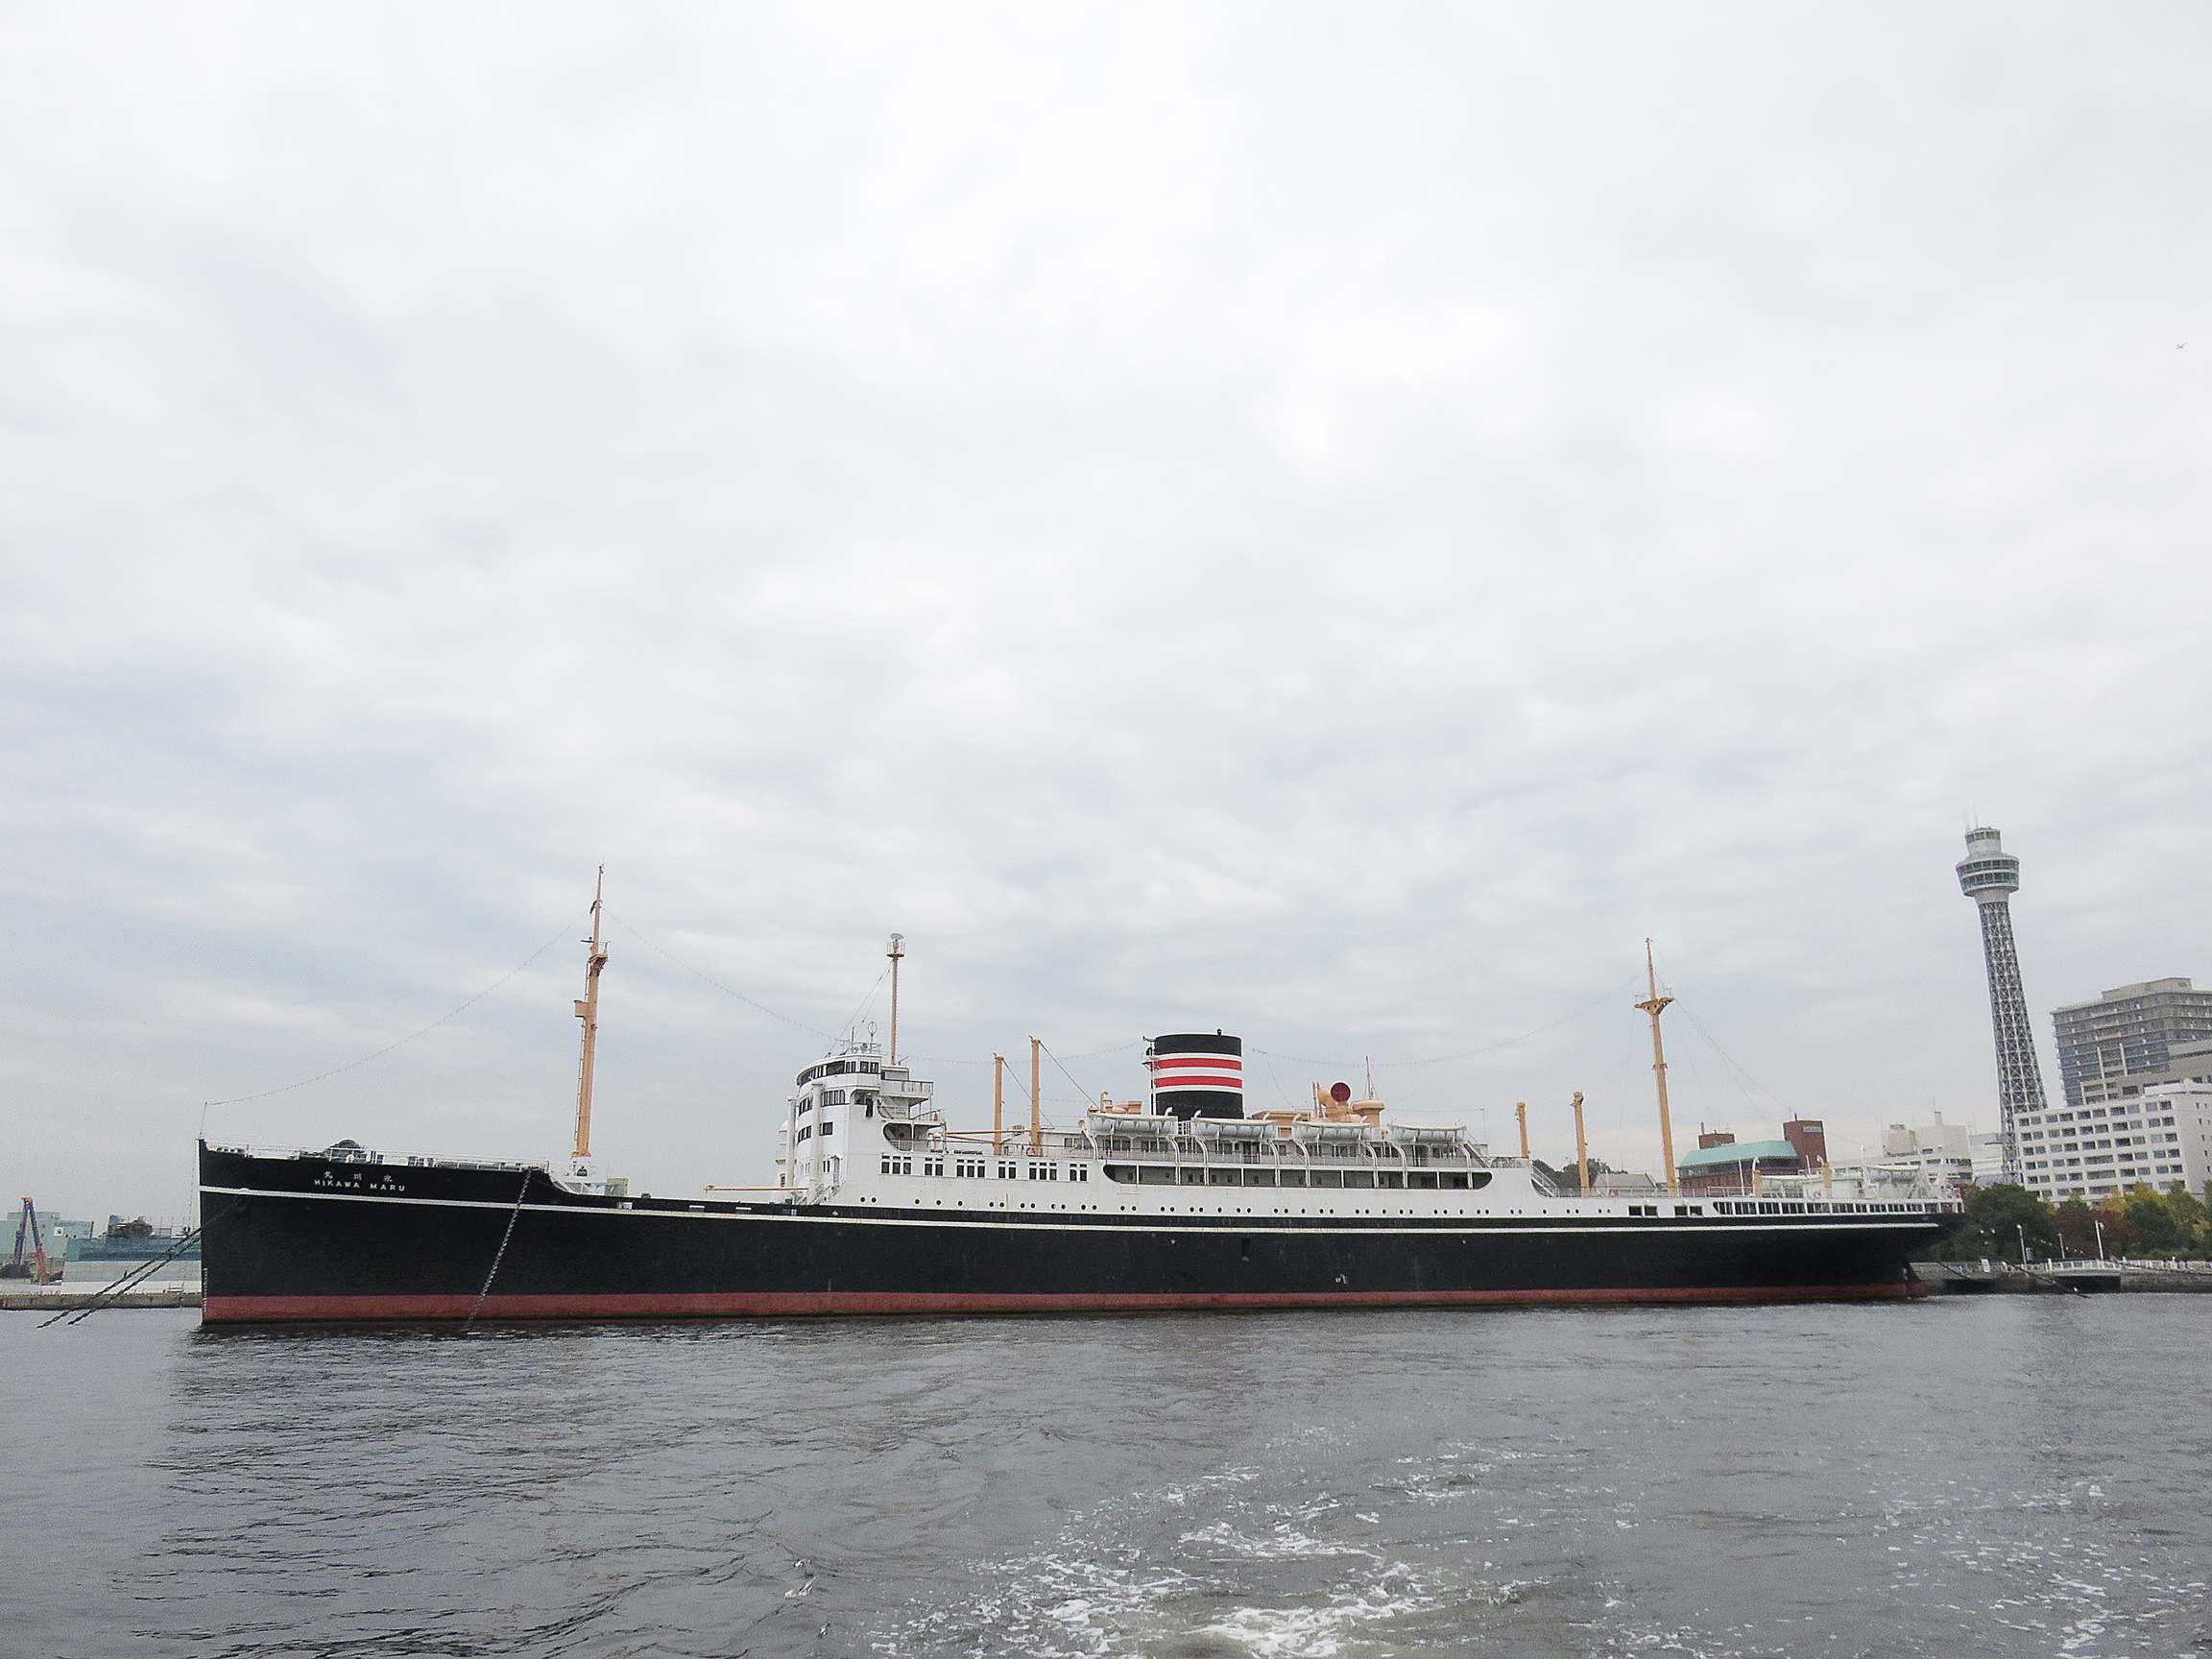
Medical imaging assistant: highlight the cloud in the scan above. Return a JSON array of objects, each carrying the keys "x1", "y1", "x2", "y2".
[{"x1": 3, "y1": 2, "x2": 2209, "y2": 1213}]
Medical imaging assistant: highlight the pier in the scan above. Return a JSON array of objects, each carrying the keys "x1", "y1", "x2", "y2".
[{"x1": 1920, "y1": 1259, "x2": 2212, "y2": 1294}]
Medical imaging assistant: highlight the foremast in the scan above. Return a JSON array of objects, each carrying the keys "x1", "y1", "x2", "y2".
[{"x1": 568, "y1": 869, "x2": 609, "y2": 1185}]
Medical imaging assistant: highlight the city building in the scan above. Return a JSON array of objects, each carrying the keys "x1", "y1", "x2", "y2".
[
  {"x1": 1675, "y1": 1121, "x2": 1826, "y2": 1195},
  {"x1": 2052, "y1": 978, "x2": 2212, "y2": 1107},
  {"x1": 1956, "y1": 825, "x2": 2048, "y2": 1184},
  {"x1": 1878, "y1": 1115, "x2": 1976, "y2": 1190},
  {"x1": 2070, "y1": 1037, "x2": 2212, "y2": 1103},
  {"x1": 2013, "y1": 1081, "x2": 2212, "y2": 1202}
]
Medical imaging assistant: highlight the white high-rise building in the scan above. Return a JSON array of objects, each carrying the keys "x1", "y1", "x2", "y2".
[{"x1": 2014, "y1": 1081, "x2": 2212, "y2": 1202}]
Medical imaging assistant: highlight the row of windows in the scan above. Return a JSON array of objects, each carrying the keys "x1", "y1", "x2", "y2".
[
  {"x1": 795, "y1": 1121, "x2": 834, "y2": 1142},
  {"x1": 798, "y1": 1089, "x2": 879, "y2": 1114},
  {"x1": 1710, "y1": 1200, "x2": 1933, "y2": 1214},
  {"x1": 879, "y1": 1157, "x2": 1090, "y2": 1182},
  {"x1": 1094, "y1": 1139, "x2": 1452, "y2": 1162},
  {"x1": 1101, "y1": 1165, "x2": 1493, "y2": 1190},
  {"x1": 2024, "y1": 1127, "x2": 2177, "y2": 1145},
  {"x1": 797, "y1": 1059, "x2": 884, "y2": 1086},
  {"x1": 2022, "y1": 1108, "x2": 2172, "y2": 1128}
]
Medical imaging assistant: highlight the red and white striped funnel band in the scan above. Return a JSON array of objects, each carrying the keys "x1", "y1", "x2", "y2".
[{"x1": 1148, "y1": 1053, "x2": 1244, "y2": 1094}]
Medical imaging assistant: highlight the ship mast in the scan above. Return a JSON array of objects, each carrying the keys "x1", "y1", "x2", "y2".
[
  {"x1": 887, "y1": 933, "x2": 904, "y2": 1064},
  {"x1": 572, "y1": 869, "x2": 609, "y2": 1167},
  {"x1": 1635, "y1": 939, "x2": 1679, "y2": 1196}
]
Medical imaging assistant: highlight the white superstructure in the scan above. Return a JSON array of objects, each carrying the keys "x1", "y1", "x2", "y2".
[{"x1": 775, "y1": 1039, "x2": 1956, "y2": 1224}]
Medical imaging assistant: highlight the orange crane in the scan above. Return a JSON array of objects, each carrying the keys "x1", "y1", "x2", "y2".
[{"x1": 3, "y1": 1198, "x2": 54, "y2": 1285}]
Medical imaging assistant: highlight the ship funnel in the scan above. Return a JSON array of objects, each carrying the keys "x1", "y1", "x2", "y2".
[{"x1": 1146, "y1": 1032, "x2": 1244, "y2": 1119}]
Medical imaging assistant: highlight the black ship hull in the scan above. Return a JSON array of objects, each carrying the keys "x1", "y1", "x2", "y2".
[{"x1": 199, "y1": 1143, "x2": 1963, "y2": 1323}]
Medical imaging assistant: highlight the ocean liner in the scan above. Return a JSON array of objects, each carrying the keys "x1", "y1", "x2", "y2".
[{"x1": 198, "y1": 905, "x2": 1965, "y2": 1323}]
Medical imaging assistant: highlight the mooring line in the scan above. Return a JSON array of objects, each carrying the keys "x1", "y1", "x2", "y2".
[
  {"x1": 465, "y1": 1168, "x2": 536, "y2": 1331},
  {"x1": 39, "y1": 1210, "x2": 226, "y2": 1328}
]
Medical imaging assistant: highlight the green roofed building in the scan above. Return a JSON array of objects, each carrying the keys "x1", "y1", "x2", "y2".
[{"x1": 1676, "y1": 1122, "x2": 1826, "y2": 1196}]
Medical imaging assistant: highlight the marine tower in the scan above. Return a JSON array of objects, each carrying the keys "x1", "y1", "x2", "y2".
[{"x1": 1956, "y1": 825, "x2": 2044, "y2": 1185}]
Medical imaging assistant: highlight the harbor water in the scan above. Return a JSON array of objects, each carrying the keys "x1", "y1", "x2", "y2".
[{"x1": 7, "y1": 1297, "x2": 2208, "y2": 1658}]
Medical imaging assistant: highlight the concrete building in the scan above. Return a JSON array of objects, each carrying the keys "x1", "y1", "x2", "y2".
[
  {"x1": 1878, "y1": 1115, "x2": 1977, "y2": 1190},
  {"x1": 2052, "y1": 978, "x2": 2212, "y2": 1107},
  {"x1": 2014, "y1": 1080, "x2": 2212, "y2": 1202}
]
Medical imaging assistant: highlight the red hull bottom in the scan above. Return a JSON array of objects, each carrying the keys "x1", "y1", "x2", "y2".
[{"x1": 203, "y1": 1282, "x2": 1924, "y2": 1323}]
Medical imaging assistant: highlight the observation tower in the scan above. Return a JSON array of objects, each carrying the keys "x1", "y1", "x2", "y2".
[{"x1": 1956, "y1": 825, "x2": 2044, "y2": 1185}]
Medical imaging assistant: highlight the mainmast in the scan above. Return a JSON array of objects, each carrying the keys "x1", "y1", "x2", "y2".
[
  {"x1": 887, "y1": 933, "x2": 904, "y2": 1065},
  {"x1": 1635, "y1": 939, "x2": 1679, "y2": 1196},
  {"x1": 572, "y1": 869, "x2": 609, "y2": 1168}
]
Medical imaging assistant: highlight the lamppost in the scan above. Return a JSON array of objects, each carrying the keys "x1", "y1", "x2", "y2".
[
  {"x1": 2094, "y1": 1218, "x2": 2106, "y2": 1262},
  {"x1": 2016, "y1": 1222, "x2": 2029, "y2": 1266}
]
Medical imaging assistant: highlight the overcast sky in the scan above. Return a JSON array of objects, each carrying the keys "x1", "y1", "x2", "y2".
[{"x1": 5, "y1": 3, "x2": 2209, "y2": 1221}]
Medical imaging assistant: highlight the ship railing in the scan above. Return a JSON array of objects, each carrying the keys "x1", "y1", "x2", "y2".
[
  {"x1": 874, "y1": 1107, "x2": 932, "y2": 1123},
  {"x1": 1078, "y1": 1137, "x2": 1483, "y2": 1168},
  {"x1": 203, "y1": 1143, "x2": 549, "y2": 1173}
]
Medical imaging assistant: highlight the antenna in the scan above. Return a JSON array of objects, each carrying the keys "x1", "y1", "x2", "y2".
[{"x1": 572, "y1": 868, "x2": 609, "y2": 1169}]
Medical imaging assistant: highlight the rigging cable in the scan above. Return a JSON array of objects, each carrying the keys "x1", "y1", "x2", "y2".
[
  {"x1": 607, "y1": 913, "x2": 839, "y2": 1041},
  {"x1": 202, "y1": 915, "x2": 587, "y2": 1110},
  {"x1": 1252, "y1": 974, "x2": 1645, "y2": 1070}
]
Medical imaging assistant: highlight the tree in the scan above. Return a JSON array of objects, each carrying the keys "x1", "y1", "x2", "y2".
[
  {"x1": 2091, "y1": 1194, "x2": 2139, "y2": 1258},
  {"x1": 2159, "y1": 1183, "x2": 2209, "y2": 1257},
  {"x1": 1935, "y1": 1184, "x2": 2058, "y2": 1262},
  {"x1": 1534, "y1": 1158, "x2": 1613, "y2": 1194},
  {"x1": 2125, "y1": 1194, "x2": 2182, "y2": 1257},
  {"x1": 2053, "y1": 1199, "x2": 2100, "y2": 1259}
]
